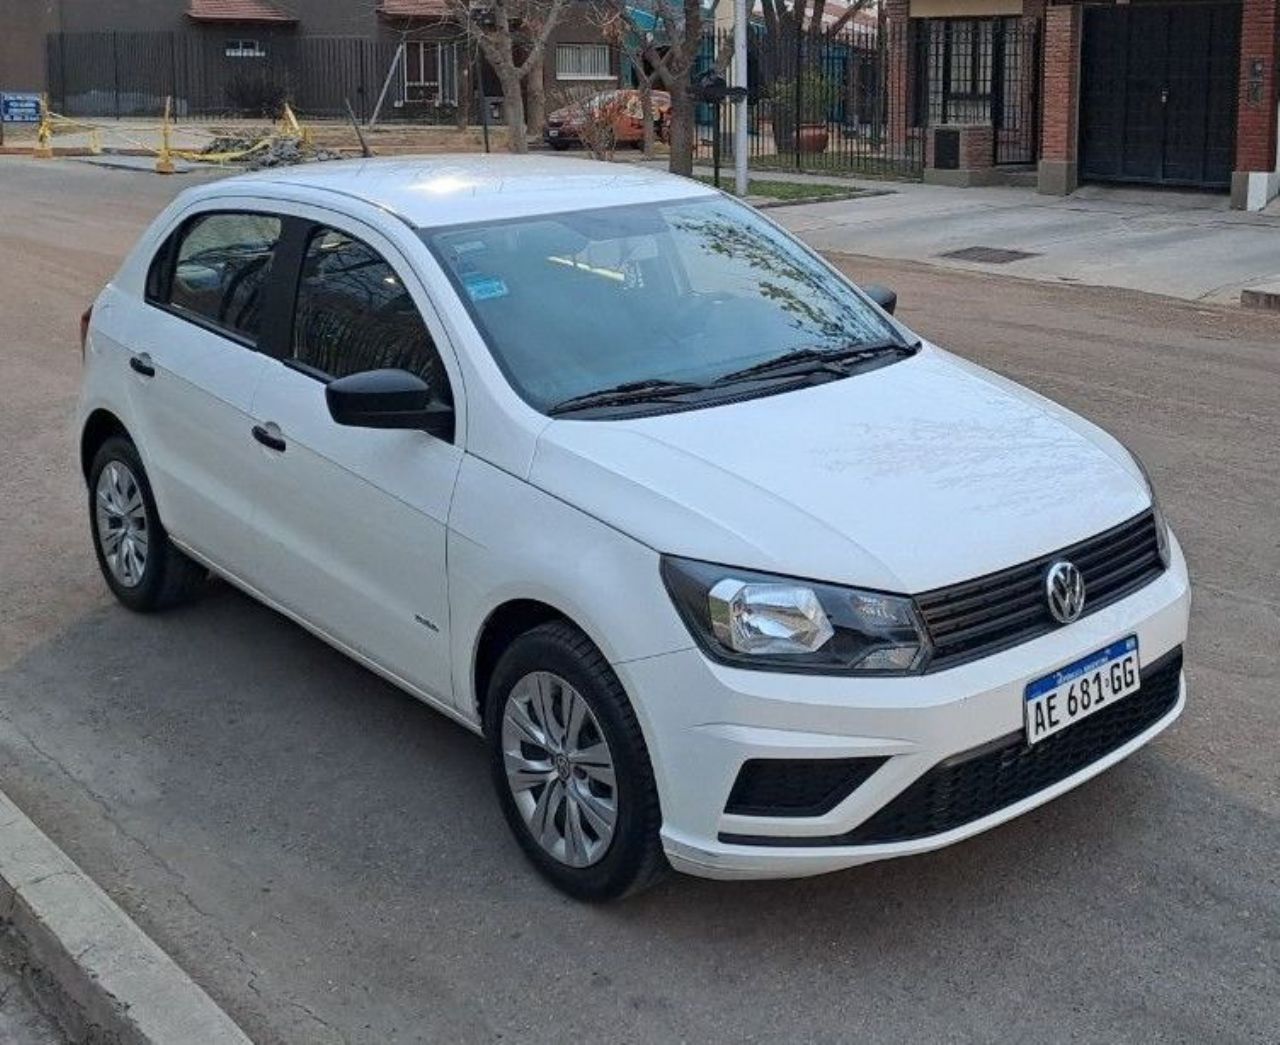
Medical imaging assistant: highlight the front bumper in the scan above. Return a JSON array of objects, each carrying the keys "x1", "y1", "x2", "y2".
[{"x1": 614, "y1": 537, "x2": 1191, "y2": 880}]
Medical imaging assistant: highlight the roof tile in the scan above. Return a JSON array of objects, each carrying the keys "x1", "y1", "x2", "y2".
[
  {"x1": 187, "y1": 0, "x2": 298, "y2": 24},
  {"x1": 378, "y1": 0, "x2": 452, "y2": 18}
]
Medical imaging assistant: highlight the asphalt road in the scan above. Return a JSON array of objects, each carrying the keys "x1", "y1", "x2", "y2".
[{"x1": 0, "y1": 158, "x2": 1277, "y2": 1044}]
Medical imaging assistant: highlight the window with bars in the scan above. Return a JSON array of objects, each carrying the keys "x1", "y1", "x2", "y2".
[
  {"x1": 556, "y1": 43, "x2": 611, "y2": 81},
  {"x1": 402, "y1": 41, "x2": 459, "y2": 105},
  {"x1": 916, "y1": 17, "x2": 1021, "y2": 128},
  {"x1": 225, "y1": 39, "x2": 266, "y2": 59}
]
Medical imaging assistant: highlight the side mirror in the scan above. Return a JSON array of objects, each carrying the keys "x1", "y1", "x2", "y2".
[
  {"x1": 325, "y1": 368, "x2": 454, "y2": 441},
  {"x1": 864, "y1": 284, "x2": 898, "y2": 316}
]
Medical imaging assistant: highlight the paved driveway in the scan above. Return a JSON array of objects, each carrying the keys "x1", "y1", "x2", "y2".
[
  {"x1": 1, "y1": 159, "x2": 1278, "y2": 1044},
  {"x1": 771, "y1": 181, "x2": 1280, "y2": 305}
]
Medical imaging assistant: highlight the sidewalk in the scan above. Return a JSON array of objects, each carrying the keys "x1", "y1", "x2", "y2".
[{"x1": 764, "y1": 177, "x2": 1280, "y2": 305}]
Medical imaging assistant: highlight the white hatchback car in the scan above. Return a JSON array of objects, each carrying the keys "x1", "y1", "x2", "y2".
[{"x1": 78, "y1": 156, "x2": 1189, "y2": 899}]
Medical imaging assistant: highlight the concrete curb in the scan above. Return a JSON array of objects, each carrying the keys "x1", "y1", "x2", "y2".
[
  {"x1": 1240, "y1": 281, "x2": 1280, "y2": 312},
  {"x1": 0, "y1": 791, "x2": 252, "y2": 1045}
]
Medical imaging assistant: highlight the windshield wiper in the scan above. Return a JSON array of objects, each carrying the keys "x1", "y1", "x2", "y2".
[
  {"x1": 547, "y1": 378, "x2": 708, "y2": 416},
  {"x1": 713, "y1": 340, "x2": 917, "y2": 386}
]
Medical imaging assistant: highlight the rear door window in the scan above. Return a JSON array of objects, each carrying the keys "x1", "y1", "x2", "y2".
[{"x1": 161, "y1": 212, "x2": 283, "y2": 342}]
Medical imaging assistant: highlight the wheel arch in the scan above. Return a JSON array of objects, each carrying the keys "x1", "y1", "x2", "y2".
[
  {"x1": 472, "y1": 598, "x2": 576, "y2": 728},
  {"x1": 80, "y1": 408, "x2": 133, "y2": 481}
]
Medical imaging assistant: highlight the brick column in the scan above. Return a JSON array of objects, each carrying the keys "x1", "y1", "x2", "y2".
[
  {"x1": 884, "y1": 0, "x2": 913, "y2": 166},
  {"x1": 1037, "y1": 3, "x2": 1081, "y2": 196},
  {"x1": 1233, "y1": 0, "x2": 1280, "y2": 209}
]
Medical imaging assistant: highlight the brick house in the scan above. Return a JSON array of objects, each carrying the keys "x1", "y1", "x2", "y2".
[
  {"x1": 0, "y1": 0, "x2": 622, "y2": 123},
  {"x1": 886, "y1": 0, "x2": 1280, "y2": 210}
]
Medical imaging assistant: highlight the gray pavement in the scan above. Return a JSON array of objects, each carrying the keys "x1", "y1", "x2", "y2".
[
  {"x1": 1, "y1": 157, "x2": 1278, "y2": 1044},
  {"x1": 0, "y1": 931, "x2": 64, "y2": 1044},
  {"x1": 769, "y1": 179, "x2": 1280, "y2": 305}
]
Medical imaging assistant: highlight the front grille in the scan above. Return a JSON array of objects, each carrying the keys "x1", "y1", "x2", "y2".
[
  {"x1": 719, "y1": 646, "x2": 1182, "y2": 848},
  {"x1": 918, "y1": 511, "x2": 1165, "y2": 672},
  {"x1": 725, "y1": 757, "x2": 889, "y2": 818}
]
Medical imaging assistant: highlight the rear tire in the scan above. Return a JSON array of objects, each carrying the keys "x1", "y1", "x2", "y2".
[
  {"x1": 88, "y1": 436, "x2": 207, "y2": 612},
  {"x1": 485, "y1": 621, "x2": 666, "y2": 901}
]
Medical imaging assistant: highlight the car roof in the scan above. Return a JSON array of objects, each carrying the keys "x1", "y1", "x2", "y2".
[{"x1": 208, "y1": 154, "x2": 717, "y2": 228}]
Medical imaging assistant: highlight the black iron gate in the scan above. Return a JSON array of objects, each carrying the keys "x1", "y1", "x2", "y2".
[{"x1": 1079, "y1": 4, "x2": 1240, "y2": 189}]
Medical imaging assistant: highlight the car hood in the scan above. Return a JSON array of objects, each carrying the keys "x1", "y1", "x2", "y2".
[{"x1": 528, "y1": 347, "x2": 1150, "y2": 593}]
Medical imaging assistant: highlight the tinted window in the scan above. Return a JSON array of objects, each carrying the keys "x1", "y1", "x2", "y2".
[
  {"x1": 166, "y1": 212, "x2": 281, "y2": 341},
  {"x1": 291, "y1": 227, "x2": 448, "y2": 393}
]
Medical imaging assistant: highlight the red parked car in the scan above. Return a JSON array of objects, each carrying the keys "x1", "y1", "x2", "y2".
[{"x1": 544, "y1": 89, "x2": 672, "y2": 150}]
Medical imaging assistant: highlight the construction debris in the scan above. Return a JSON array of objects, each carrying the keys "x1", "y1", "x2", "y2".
[{"x1": 197, "y1": 132, "x2": 343, "y2": 169}]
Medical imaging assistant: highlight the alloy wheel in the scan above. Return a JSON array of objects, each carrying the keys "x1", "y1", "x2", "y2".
[
  {"x1": 501, "y1": 671, "x2": 618, "y2": 868},
  {"x1": 95, "y1": 460, "x2": 149, "y2": 588}
]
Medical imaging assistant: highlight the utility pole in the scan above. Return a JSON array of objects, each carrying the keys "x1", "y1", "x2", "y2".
[{"x1": 733, "y1": 0, "x2": 748, "y2": 196}]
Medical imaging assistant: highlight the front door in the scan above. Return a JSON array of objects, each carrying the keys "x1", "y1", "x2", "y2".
[
  {"x1": 1079, "y1": 3, "x2": 1240, "y2": 189},
  {"x1": 249, "y1": 217, "x2": 462, "y2": 705}
]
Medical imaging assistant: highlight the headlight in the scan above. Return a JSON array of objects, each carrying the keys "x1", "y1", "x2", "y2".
[
  {"x1": 1128, "y1": 450, "x2": 1172, "y2": 569},
  {"x1": 661, "y1": 556, "x2": 931, "y2": 674}
]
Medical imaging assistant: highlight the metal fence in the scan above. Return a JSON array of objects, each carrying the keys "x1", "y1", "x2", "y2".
[
  {"x1": 692, "y1": 23, "x2": 923, "y2": 180},
  {"x1": 45, "y1": 30, "x2": 473, "y2": 122},
  {"x1": 691, "y1": 17, "x2": 1040, "y2": 178}
]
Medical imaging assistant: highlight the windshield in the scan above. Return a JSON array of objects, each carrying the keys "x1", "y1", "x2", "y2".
[{"x1": 423, "y1": 196, "x2": 907, "y2": 416}]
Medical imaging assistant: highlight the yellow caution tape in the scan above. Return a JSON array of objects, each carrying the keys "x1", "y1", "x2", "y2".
[{"x1": 31, "y1": 102, "x2": 316, "y2": 165}]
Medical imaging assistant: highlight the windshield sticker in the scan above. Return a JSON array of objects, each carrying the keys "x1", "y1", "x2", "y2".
[
  {"x1": 452, "y1": 239, "x2": 488, "y2": 256},
  {"x1": 463, "y1": 274, "x2": 508, "y2": 301}
]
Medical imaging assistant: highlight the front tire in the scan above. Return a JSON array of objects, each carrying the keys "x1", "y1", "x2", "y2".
[
  {"x1": 88, "y1": 436, "x2": 207, "y2": 612},
  {"x1": 485, "y1": 621, "x2": 665, "y2": 900}
]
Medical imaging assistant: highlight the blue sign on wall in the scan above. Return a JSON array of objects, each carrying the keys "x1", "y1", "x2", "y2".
[{"x1": 1, "y1": 93, "x2": 42, "y2": 123}]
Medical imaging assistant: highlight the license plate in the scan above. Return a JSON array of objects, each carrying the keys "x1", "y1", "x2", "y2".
[
  {"x1": 548, "y1": 129, "x2": 559, "y2": 137},
  {"x1": 1024, "y1": 636, "x2": 1140, "y2": 745}
]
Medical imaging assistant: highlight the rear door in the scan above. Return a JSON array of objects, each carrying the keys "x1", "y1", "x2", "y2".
[
  {"x1": 249, "y1": 214, "x2": 463, "y2": 704},
  {"x1": 122, "y1": 207, "x2": 285, "y2": 583}
]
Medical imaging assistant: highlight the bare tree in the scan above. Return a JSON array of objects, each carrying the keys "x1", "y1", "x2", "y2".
[
  {"x1": 551, "y1": 84, "x2": 628, "y2": 160},
  {"x1": 450, "y1": 0, "x2": 569, "y2": 152},
  {"x1": 593, "y1": 6, "x2": 662, "y2": 156},
  {"x1": 593, "y1": 0, "x2": 703, "y2": 175},
  {"x1": 761, "y1": 0, "x2": 876, "y2": 59}
]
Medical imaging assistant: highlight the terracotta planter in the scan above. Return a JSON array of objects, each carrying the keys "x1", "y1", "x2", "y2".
[{"x1": 797, "y1": 124, "x2": 829, "y2": 154}]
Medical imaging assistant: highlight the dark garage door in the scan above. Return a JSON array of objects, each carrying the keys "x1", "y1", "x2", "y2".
[{"x1": 1080, "y1": 3, "x2": 1240, "y2": 189}]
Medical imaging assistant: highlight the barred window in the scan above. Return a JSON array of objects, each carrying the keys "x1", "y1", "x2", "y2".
[
  {"x1": 225, "y1": 39, "x2": 266, "y2": 58},
  {"x1": 403, "y1": 40, "x2": 459, "y2": 105},
  {"x1": 556, "y1": 43, "x2": 611, "y2": 81}
]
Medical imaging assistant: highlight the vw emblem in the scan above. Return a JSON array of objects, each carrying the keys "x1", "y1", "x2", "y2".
[{"x1": 1045, "y1": 560, "x2": 1086, "y2": 624}]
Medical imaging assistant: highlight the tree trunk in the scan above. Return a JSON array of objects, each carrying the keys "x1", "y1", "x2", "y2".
[
  {"x1": 667, "y1": 86, "x2": 695, "y2": 175},
  {"x1": 525, "y1": 54, "x2": 546, "y2": 145},
  {"x1": 638, "y1": 81, "x2": 655, "y2": 156},
  {"x1": 497, "y1": 66, "x2": 528, "y2": 152}
]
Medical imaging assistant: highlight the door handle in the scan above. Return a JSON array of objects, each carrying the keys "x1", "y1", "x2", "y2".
[
  {"x1": 251, "y1": 424, "x2": 287, "y2": 453},
  {"x1": 129, "y1": 353, "x2": 155, "y2": 377}
]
